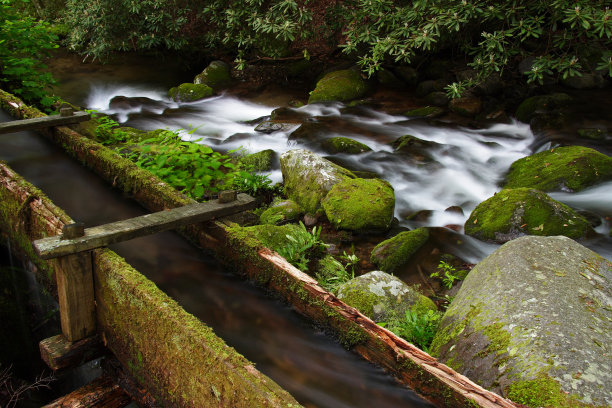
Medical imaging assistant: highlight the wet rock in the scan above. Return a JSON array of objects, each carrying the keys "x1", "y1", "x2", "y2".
[
  {"x1": 370, "y1": 228, "x2": 429, "y2": 273},
  {"x1": 280, "y1": 149, "x2": 355, "y2": 214},
  {"x1": 303, "y1": 213, "x2": 319, "y2": 227},
  {"x1": 425, "y1": 91, "x2": 449, "y2": 107},
  {"x1": 321, "y1": 137, "x2": 372, "y2": 154},
  {"x1": 562, "y1": 72, "x2": 608, "y2": 89},
  {"x1": 337, "y1": 270, "x2": 436, "y2": 322},
  {"x1": 465, "y1": 188, "x2": 593, "y2": 244},
  {"x1": 391, "y1": 134, "x2": 438, "y2": 162},
  {"x1": 404, "y1": 106, "x2": 445, "y2": 119},
  {"x1": 239, "y1": 149, "x2": 276, "y2": 171},
  {"x1": 270, "y1": 107, "x2": 308, "y2": 122},
  {"x1": 254, "y1": 121, "x2": 297, "y2": 134},
  {"x1": 405, "y1": 210, "x2": 432, "y2": 223},
  {"x1": 288, "y1": 121, "x2": 328, "y2": 142},
  {"x1": 430, "y1": 236, "x2": 612, "y2": 407},
  {"x1": 504, "y1": 146, "x2": 612, "y2": 192},
  {"x1": 109, "y1": 96, "x2": 166, "y2": 111},
  {"x1": 444, "y1": 206, "x2": 464, "y2": 216},
  {"x1": 514, "y1": 93, "x2": 572, "y2": 123},
  {"x1": 415, "y1": 80, "x2": 444, "y2": 97},
  {"x1": 308, "y1": 69, "x2": 370, "y2": 104},
  {"x1": 194, "y1": 60, "x2": 232, "y2": 90},
  {"x1": 168, "y1": 83, "x2": 214, "y2": 102},
  {"x1": 376, "y1": 67, "x2": 405, "y2": 88},
  {"x1": 259, "y1": 200, "x2": 302, "y2": 225},
  {"x1": 449, "y1": 96, "x2": 482, "y2": 117},
  {"x1": 322, "y1": 178, "x2": 395, "y2": 232}
]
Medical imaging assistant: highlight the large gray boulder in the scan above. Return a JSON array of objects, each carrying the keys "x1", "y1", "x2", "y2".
[
  {"x1": 430, "y1": 236, "x2": 611, "y2": 407},
  {"x1": 280, "y1": 149, "x2": 355, "y2": 214},
  {"x1": 337, "y1": 270, "x2": 436, "y2": 322}
]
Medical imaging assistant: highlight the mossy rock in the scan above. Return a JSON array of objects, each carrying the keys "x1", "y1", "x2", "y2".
[
  {"x1": 259, "y1": 200, "x2": 302, "y2": 225},
  {"x1": 430, "y1": 236, "x2": 612, "y2": 407},
  {"x1": 321, "y1": 137, "x2": 372, "y2": 154},
  {"x1": 337, "y1": 270, "x2": 436, "y2": 322},
  {"x1": 232, "y1": 223, "x2": 305, "y2": 254},
  {"x1": 370, "y1": 228, "x2": 429, "y2": 273},
  {"x1": 169, "y1": 83, "x2": 214, "y2": 102},
  {"x1": 577, "y1": 128, "x2": 606, "y2": 141},
  {"x1": 514, "y1": 93, "x2": 572, "y2": 123},
  {"x1": 194, "y1": 60, "x2": 232, "y2": 90},
  {"x1": 322, "y1": 178, "x2": 395, "y2": 232},
  {"x1": 425, "y1": 91, "x2": 449, "y2": 107},
  {"x1": 308, "y1": 70, "x2": 370, "y2": 104},
  {"x1": 391, "y1": 134, "x2": 438, "y2": 161},
  {"x1": 504, "y1": 146, "x2": 612, "y2": 192},
  {"x1": 465, "y1": 188, "x2": 593, "y2": 243},
  {"x1": 404, "y1": 106, "x2": 445, "y2": 118},
  {"x1": 280, "y1": 149, "x2": 356, "y2": 215},
  {"x1": 239, "y1": 149, "x2": 276, "y2": 172},
  {"x1": 449, "y1": 96, "x2": 482, "y2": 117},
  {"x1": 376, "y1": 67, "x2": 405, "y2": 88}
]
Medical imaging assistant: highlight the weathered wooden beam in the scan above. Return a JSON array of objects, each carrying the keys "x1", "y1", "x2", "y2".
[
  {"x1": 0, "y1": 110, "x2": 90, "y2": 134},
  {"x1": 41, "y1": 375, "x2": 132, "y2": 408},
  {"x1": 54, "y1": 251, "x2": 96, "y2": 341},
  {"x1": 40, "y1": 334, "x2": 106, "y2": 371},
  {"x1": 33, "y1": 193, "x2": 256, "y2": 259}
]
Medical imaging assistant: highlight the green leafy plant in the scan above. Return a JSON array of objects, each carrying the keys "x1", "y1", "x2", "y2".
[
  {"x1": 0, "y1": 0, "x2": 58, "y2": 108},
  {"x1": 232, "y1": 170, "x2": 274, "y2": 196},
  {"x1": 277, "y1": 222, "x2": 328, "y2": 271},
  {"x1": 430, "y1": 260, "x2": 464, "y2": 289},
  {"x1": 88, "y1": 111, "x2": 129, "y2": 145},
  {"x1": 382, "y1": 308, "x2": 442, "y2": 352},
  {"x1": 315, "y1": 253, "x2": 358, "y2": 294}
]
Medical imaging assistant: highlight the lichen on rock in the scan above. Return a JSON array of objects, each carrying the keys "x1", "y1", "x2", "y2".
[
  {"x1": 322, "y1": 177, "x2": 395, "y2": 232},
  {"x1": 337, "y1": 270, "x2": 436, "y2": 322},
  {"x1": 465, "y1": 188, "x2": 593, "y2": 243},
  {"x1": 370, "y1": 228, "x2": 430, "y2": 273},
  {"x1": 430, "y1": 236, "x2": 612, "y2": 407},
  {"x1": 504, "y1": 146, "x2": 612, "y2": 192},
  {"x1": 308, "y1": 69, "x2": 370, "y2": 104}
]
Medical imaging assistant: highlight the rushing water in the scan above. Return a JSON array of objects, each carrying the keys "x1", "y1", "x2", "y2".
[{"x1": 82, "y1": 83, "x2": 612, "y2": 262}]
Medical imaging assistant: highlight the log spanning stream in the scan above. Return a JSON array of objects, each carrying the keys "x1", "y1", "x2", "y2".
[{"x1": 0, "y1": 109, "x2": 433, "y2": 407}]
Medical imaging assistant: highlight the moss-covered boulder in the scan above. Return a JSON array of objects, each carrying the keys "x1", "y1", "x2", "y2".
[
  {"x1": 504, "y1": 146, "x2": 612, "y2": 192},
  {"x1": 391, "y1": 134, "x2": 438, "y2": 162},
  {"x1": 404, "y1": 106, "x2": 445, "y2": 119},
  {"x1": 280, "y1": 149, "x2": 356, "y2": 214},
  {"x1": 239, "y1": 149, "x2": 276, "y2": 172},
  {"x1": 449, "y1": 96, "x2": 482, "y2": 117},
  {"x1": 322, "y1": 178, "x2": 395, "y2": 232},
  {"x1": 465, "y1": 188, "x2": 593, "y2": 243},
  {"x1": 259, "y1": 200, "x2": 302, "y2": 225},
  {"x1": 169, "y1": 83, "x2": 214, "y2": 102},
  {"x1": 230, "y1": 223, "x2": 305, "y2": 254},
  {"x1": 194, "y1": 60, "x2": 232, "y2": 90},
  {"x1": 514, "y1": 93, "x2": 572, "y2": 123},
  {"x1": 430, "y1": 236, "x2": 612, "y2": 407},
  {"x1": 370, "y1": 228, "x2": 430, "y2": 273},
  {"x1": 321, "y1": 137, "x2": 372, "y2": 154},
  {"x1": 308, "y1": 70, "x2": 370, "y2": 104},
  {"x1": 337, "y1": 270, "x2": 436, "y2": 322}
]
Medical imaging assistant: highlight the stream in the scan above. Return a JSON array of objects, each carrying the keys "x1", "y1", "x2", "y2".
[{"x1": 1, "y1": 51, "x2": 611, "y2": 406}]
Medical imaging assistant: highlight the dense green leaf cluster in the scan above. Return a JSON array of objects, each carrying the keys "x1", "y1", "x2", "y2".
[
  {"x1": 342, "y1": 0, "x2": 612, "y2": 95},
  {"x1": 0, "y1": 0, "x2": 58, "y2": 108}
]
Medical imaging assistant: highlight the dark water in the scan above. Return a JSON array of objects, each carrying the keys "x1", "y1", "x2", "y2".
[{"x1": 0, "y1": 110, "x2": 432, "y2": 407}]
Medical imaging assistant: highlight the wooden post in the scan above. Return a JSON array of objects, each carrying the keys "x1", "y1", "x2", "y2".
[{"x1": 54, "y1": 223, "x2": 96, "y2": 342}]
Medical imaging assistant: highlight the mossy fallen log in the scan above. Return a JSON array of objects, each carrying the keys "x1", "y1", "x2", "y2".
[{"x1": 0, "y1": 161, "x2": 300, "y2": 407}]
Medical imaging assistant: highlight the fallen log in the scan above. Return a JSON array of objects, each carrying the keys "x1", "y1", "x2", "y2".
[{"x1": 41, "y1": 375, "x2": 131, "y2": 408}]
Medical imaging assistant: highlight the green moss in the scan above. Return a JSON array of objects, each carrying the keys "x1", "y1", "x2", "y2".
[
  {"x1": 240, "y1": 149, "x2": 276, "y2": 172},
  {"x1": 259, "y1": 200, "x2": 302, "y2": 225},
  {"x1": 430, "y1": 304, "x2": 482, "y2": 358},
  {"x1": 169, "y1": 83, "x2": 214, "y2": 102},
  {"x1": 321, "y1": 137, "x2": 372, "y2": 154},
  {"x1": 322, "y1": 178, "x2": 395, "y2": 231},
  {"x1": 370, "y1": 228, "x2": 429, "y2": 273},
  {"x1": 193, "y1": 61, "x2": 231, "y2": 90},
  {"x1": 506, "y1": 375, "x2": 595, "y2": 408},
  {"x1": 504, "y1": 146, "x2": 612, "y2": 192},
  {"x1": 465, "y1": 188, "x2": 592, "y2": 243},
  {"x1": 337, "y1": 288, "x2": 380, "y2": 319},
  {"x1": 308, "y1": 70, "x2": 370, "y2": 104}
]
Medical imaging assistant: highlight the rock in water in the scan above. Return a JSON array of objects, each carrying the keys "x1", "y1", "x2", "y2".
[
  {"x1": 430, "y1": 236, "x2": 612, "y2": 407},
  {"x1": 308, "y1": 69, "x2": 370, "y2": 104}
]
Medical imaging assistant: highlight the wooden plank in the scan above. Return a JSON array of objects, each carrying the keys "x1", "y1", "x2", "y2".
[
  {"x1": 42, "y1": 375, "x2": 132, "y2": 408},
  {"x1": 54, "y1": 252, "x2": 96, "y2": 342},
  {"x1": 33, "y1": 193, "x2": 256, "y2": 259},
  {"x1": 0, "y1": 111, "x2": 90, "y2": 134},
  {"x1": 40, "y1": 334, "x2": 106, "y2": 371}
]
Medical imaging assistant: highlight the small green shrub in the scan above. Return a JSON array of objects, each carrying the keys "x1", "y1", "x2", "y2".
[
  {"x1": 430, "y1": 260, "x2": 464, "y2": 289},
  {"x1": 382, "y1": 308, "x2": 442, "y2": 352},
  {"x1": 88, "y1": 111, "x2": 128, "y2": 145},
  {"x1": 277, "y1": 222, "x2": 328, "y2": 271},
  {"x1": 315, "y1": 253, "x2": 357, "y2": 294},
  {"x1": 232, "y1": 171, "x2": 274, "y2": 196}
]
